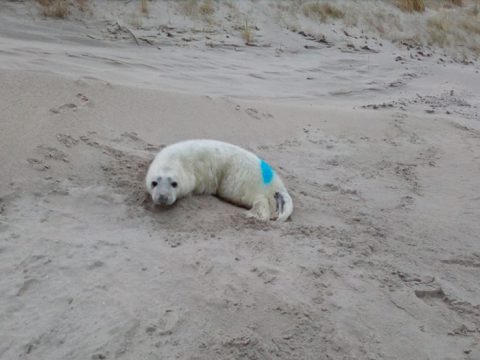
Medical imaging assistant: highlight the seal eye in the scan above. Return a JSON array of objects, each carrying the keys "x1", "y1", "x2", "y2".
[
  {"x1": 171, "y1": 181, "x2": 178, "y2": 188},
  {"x1": 151, "y1": 181, "x2": 158, "y2": 188}
]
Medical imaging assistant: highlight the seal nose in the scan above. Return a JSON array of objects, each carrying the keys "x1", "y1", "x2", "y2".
[{"x1": 157, "y1": 194, "x2": 169, "y2": 204}]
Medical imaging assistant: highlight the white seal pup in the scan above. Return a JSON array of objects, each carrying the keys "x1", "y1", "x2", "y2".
[{"x1": 145, "y1": 139, "x2": 293, "y2": 221}]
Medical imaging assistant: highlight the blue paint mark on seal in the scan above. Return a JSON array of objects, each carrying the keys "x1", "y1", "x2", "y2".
[{"x1": 260, "y1": 159, "x2": 274, "y2": 185}]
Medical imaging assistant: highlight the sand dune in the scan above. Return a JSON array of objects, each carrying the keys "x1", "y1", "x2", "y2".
[{"x1": 1, "y1": 1, "x2": 480, "y2": 359}]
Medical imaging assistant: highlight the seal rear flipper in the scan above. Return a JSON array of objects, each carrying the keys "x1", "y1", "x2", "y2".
[
  {"x1": 274, "y1": 190, "x2": 293, "y2": 221},
  {"x1": 274, "y1": 192, "x2": 285, "y2": 214}
]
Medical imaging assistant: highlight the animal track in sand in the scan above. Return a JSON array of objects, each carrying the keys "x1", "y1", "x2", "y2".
[
  {"x1": 114, "y1": 320, "x2": 140, "y2": 358},
  {"x1": 146, "y1": 308, "x2": 183, "y2": 338},
  {"x1": 76, "y1": 93, "x2": 89, "y2": 102},
  {"x1": 26, "y1": 145, "x2": 70, "y2": 174},
  {"x1": 37, "y1": 145, "x2": 69, "y2": 163},
  {"x1": 374, "y1": 160, "x2": 421, "y2": 195},
  {"x1": 24, "y1": 338, "x2": 40, "y2": 355},
  {"x1": 245, "y1": 107, "x2": 273, "y2": 120},
  {"x1": 16, "y1": 278, "x2": 40, "y2": 296},
  {"x1": 301, "y1": 125, "x2": 349, "y2": 149},
  {"x1": 394, "y1": 163, "x2": 420, "y2": 194},
  {"x1": 390, "y1": 115, "x2": 425, "y2": 145},
  {"x1": 49, "y1": 103, "x2": 77, "y2": 114},
  {"x1": 395, "y1": 195, "x2": 415, "y2": 210},
  {"x1": 56, "y1": 133, "x2": 79, "y2": 148},
  {"x1": 26, "y1": 158, "x2": 49, "y2": 171},
  {"x1": 415, "y1": 146, "x2": 440, "y2": 167},
  {"x1": 257, "y1": 138, "x2": 302, "y2": 152},
  {"x1": 49, "y1": 93, "x2": 91, "y2": 115},
  {"x1": 251, "y1": 266, "x2": 279, "y2": 285}
]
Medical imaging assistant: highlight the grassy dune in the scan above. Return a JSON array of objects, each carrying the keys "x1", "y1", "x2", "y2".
[{"x1": 34, "y1": 0, "x2": 480, "y2": 57}]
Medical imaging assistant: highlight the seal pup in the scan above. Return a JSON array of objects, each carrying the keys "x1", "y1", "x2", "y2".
[{"x1": 145, "y1": 139, "x2": 293, "y2": 221}]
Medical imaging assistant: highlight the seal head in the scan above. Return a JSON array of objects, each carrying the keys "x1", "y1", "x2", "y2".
[{"x1": 146, "y1": 168, "x2": 180, "y2": 206}]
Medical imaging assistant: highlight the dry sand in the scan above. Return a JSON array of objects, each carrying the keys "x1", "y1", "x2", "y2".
[{"x1": 1, "y1": 1, "x2": 480, "y2": 359}]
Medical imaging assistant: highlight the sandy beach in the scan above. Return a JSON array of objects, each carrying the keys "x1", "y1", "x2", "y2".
[{"x1": 1, "y1": 1, "x2": 480, "y2": 359}]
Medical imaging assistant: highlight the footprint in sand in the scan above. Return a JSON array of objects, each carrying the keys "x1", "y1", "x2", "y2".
[
  {"x1": 24, "y1": 339, "x2": 40, "y2": 355},
  {"x1": 251, "y1": 266, "x2": 278, "y2": 285},
  {"x1": 50, "y1": 103, "x2": 78, "y2": 114},
  {"x1": 37, "y1": 145, "x2": 70, "y2": 163},
  {"x1": 87, "y1": 260, "x2": 105, "y2": 270},
  {"x1": 245, "y1": 108, "x2": 273, "y2": 120},
  {"x1": 145, "y1": 308, "x2": 183, "y2": 341},
  {"x1": 16, "y1": 278, "x2": 40, "y2": 296},
  {"x1": 27, "y1": 158, "x2": 50, "y2": 171},
  {"x1": 76, "y1": 93, "x2": 89, "y2": 102},
  {"x1": 26, "y1": 145, "x2": 70, "y2": 174},
  {"x1": 56, "y1": 134, "x2": 79, "y2": 148},
  {"x1": 49, "y1": 93, "x2": 91, "y2": 114}
]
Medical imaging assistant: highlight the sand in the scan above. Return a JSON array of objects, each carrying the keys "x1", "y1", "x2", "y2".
[{"x1": 1, "y1": 1, "x2": 480, "y2": 359}]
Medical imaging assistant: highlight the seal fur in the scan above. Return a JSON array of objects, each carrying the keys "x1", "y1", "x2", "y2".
[{"x1": 145, "y1": 139, "x2": 293, "y2": 221}]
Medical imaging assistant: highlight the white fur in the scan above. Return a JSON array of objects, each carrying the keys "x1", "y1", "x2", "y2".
[{"x1": 145, "y1": 139, "x2": 293, "y2": 221}]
